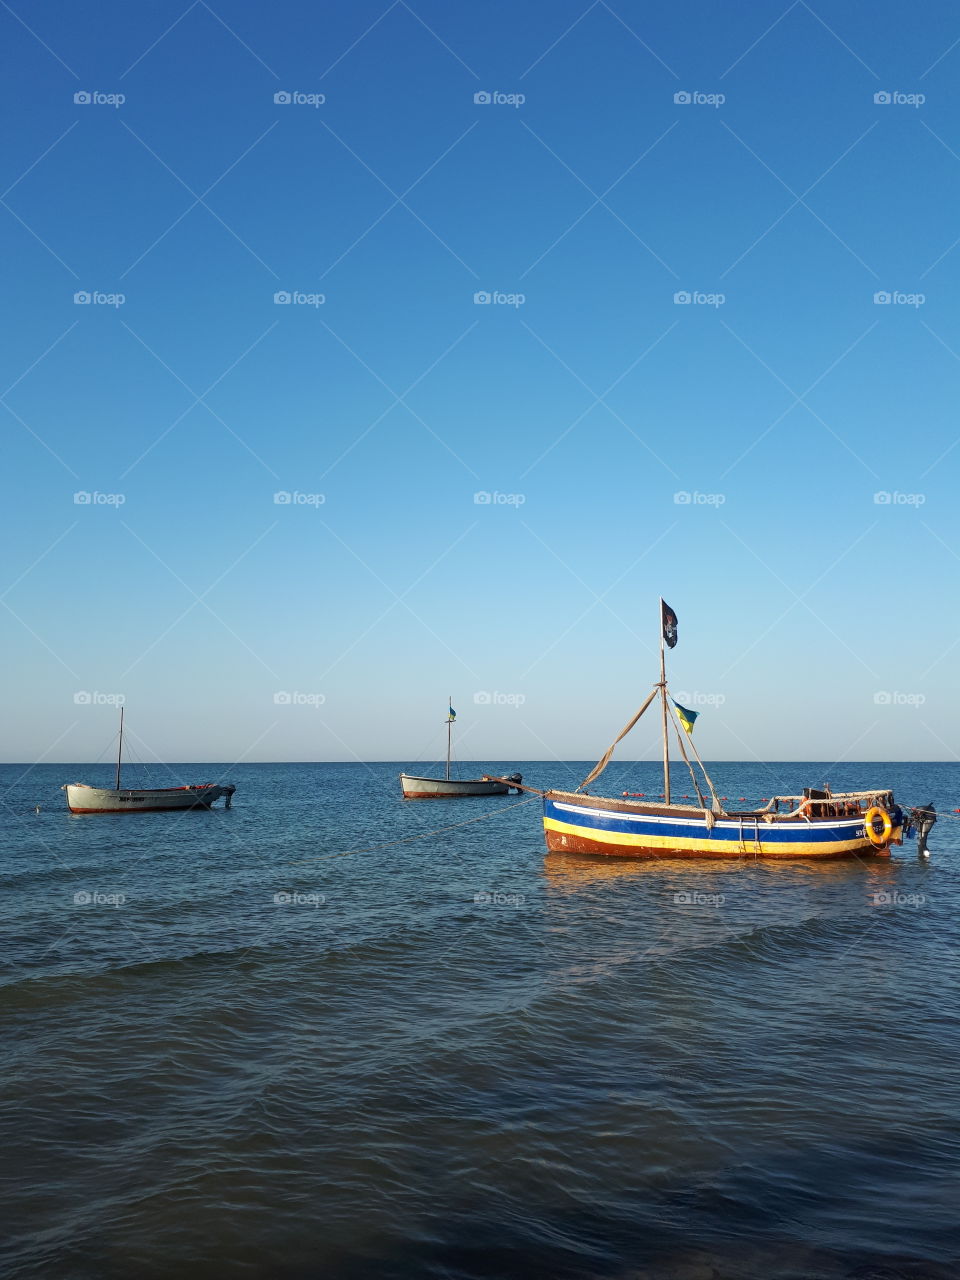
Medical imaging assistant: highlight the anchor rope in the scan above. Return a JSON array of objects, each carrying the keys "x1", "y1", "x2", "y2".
[
  {"x1": 286, "y1": 795, "x2": 539, "y2": 865},
  {"x1": 901, "y1": 801, "x2": 957, "y2": 821}
]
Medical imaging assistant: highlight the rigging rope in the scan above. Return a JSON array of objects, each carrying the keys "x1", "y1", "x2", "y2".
[
  {"x1": 666, "y1": 699, "x2": 722, "y2": 810},
  {"x1": 669, "y1": 712, "x2": 706, "y2": 806},
  {"x1": 286, "y1": 795, "x2": 539, "y2": 865}
]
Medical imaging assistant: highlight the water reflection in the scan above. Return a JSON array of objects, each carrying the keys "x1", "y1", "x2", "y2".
[{"x1": 542, "y1": 851, "x2": 889, "y2": 891}]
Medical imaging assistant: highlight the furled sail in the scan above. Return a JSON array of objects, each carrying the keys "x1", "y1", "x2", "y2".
[{"x1": 577, "y1": 686, "x2": 659, "y2": 791}]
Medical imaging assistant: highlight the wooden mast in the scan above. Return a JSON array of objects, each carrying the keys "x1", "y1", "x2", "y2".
[
  {"x1": 659, "y1": 599, "x2": 670, "y2": 804},
  {"x1": 446, "y1": 696, "x2": 452, "y2": 782},
  {"x1": 115, "y1": 705, "x2": 124, "y2": 791}
]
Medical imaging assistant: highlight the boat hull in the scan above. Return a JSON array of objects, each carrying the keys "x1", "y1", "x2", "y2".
[
  {"x1": 400, "y1": 774, "x2": 510, "y2": 799},
  {"x1": 543, "y1": 794, "x2": 890, "y2": 860},
  {"x1": 64, "y1": 783, "x2": 235, "y2": 814}
]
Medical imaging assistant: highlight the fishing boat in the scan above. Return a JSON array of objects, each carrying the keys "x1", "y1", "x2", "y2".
[
  {"x1": 400, "y1": 699, "x2": 522, "y2": 799},
  {"x1": 62, "y1": 708, "x2": 236, "y2": 814},
  {"x1": 486, "y1": 601, "x2": 909, "y2": 860}
]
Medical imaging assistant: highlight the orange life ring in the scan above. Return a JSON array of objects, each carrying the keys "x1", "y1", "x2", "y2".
[{"x1": 864, "y1": 806, "x2": 893, "y2": 848}]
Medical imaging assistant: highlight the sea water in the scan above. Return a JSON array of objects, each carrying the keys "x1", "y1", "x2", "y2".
[{"x1": 1, "y1": 759, "x2": 958, "y2": 1279}]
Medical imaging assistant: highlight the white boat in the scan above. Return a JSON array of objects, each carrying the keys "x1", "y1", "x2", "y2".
[
  {"x1": 63, "y1": 781, "x2": 235, "y2": 813},
  {"x1": 399, "y1": 774, "x2": 518, "y2": 799},
  {"x1": 62, "y1": 709, "x2": 236, "y2": 814},
  {"x1": 399, "y1": 698, "x2": 522, "y2": 799}
]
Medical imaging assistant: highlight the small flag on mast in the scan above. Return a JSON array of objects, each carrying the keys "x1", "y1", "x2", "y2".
[
  {"x1": 447, "y1": 704, "x2": 457, "y2": 722},
  {"x1": 673, "y1": 699, "x2": 699, "y2": 734},
  {"x1": 661, "y1": 600, "x2": 678, "y2": 649}
]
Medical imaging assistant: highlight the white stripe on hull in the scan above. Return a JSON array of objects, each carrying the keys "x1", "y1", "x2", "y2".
[
  {"x1": 64, "y1": 784, "x2": 233, "y2": 813},
  {"x1": 399, "y1": 774, "x2": 509, "y2": 798}
]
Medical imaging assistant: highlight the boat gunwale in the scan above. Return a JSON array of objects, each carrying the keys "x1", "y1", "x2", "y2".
[
  {"x1": 544, "y1": 788, "x2": 892, "y2": 824},
  {"x1": 64, "y1": 783, "x2": 229, "y2": 796},
  {"x1": 399, "y1": 773, "x2": 510, "y2": 787}
]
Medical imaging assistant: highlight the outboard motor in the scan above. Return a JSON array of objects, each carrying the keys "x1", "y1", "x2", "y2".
[
  {"x1": 909, "y1": 802, "x2": 936, "y2": 858},
  {"x1": 505, "y1": 772, "x2": 523, "y2": 793}
]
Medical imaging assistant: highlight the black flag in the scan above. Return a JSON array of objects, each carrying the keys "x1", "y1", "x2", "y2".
[{"x1": 661, "y1": 600, "x2": 678, "y2": 648}]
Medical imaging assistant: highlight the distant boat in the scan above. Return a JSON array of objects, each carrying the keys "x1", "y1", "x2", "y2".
[
  {"x1": 62, "y1": 708, "x2": 236, "y2": 814},
  {"x1": 400, "y1": 699, "x2": 522, "y2": 799},
  {"x1": 486, "y1": 600, "x2": 910, "y2": 860}
]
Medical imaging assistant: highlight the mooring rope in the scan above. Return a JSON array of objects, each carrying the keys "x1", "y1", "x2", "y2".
[
  {"x1": 901, "y1": 801, "x2": 959, "y2": 822},
  {"x1": 286, "y1": 795, "x2": 540, "y2": 865}
]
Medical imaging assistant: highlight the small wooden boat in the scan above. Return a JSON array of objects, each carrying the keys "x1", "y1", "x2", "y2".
[
  {"x1": 63, "y1": 781, "x2": 236, "y2": 814},
  {"x1": 486, "y1": 600, "x2": 908, "y2": 860},
  {"x1": 400, "y1": 775, "x2": 519, "y2": 799},
  {"x1": 62, "y1": 709, "x2": 236, "y2": 814},
  {"x1": 400, "y1": 699, "x2": 522, "y2": 799}
]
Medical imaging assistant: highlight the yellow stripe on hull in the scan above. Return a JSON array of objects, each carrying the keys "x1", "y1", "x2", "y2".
[{"x1": 543, "y1": 816, "x2": 878, "y2": 859}]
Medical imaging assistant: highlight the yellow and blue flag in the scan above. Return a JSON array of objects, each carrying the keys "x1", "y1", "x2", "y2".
[
  {"x1": 672, "y1": 699, "x2": 699, "y2": 734},
  {"x1": 448, "y1": 704, "x2": 457, "y2": 722}
]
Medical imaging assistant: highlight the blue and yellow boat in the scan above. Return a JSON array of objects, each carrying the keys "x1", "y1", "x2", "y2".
[
  {"x1": 490, "y1": 599, "x2": 906, "y2": 860},
  {"x1": 540, "y1": 788, "x2": 901, "y2": 860}
]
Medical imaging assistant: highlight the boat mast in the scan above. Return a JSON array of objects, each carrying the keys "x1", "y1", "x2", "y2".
[
  {"x1": 659, "y1": 598, "x2": 670, "y2": 804},
  {"x1": 446, "y1": 696, "x2": 454, "y2": 781},
  {"x1": 115, "y1": 705, "x2": 124, "y2": 791}
]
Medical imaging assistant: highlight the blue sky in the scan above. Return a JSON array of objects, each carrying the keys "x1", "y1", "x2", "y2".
[{"x1": 2, "y1": 0, "x2": 959, "y2": 766}]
